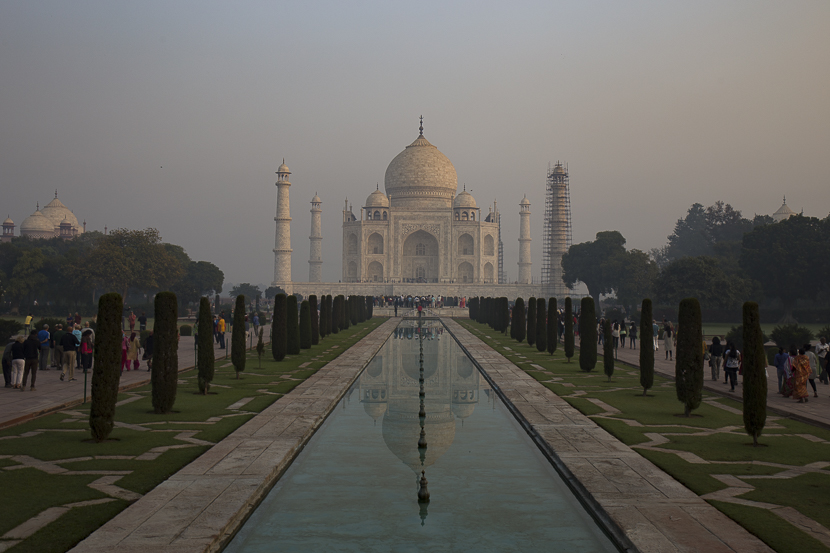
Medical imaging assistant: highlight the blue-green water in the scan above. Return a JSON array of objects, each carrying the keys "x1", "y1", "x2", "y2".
[{"x1": 225, "y1": 321, "x2": 618, "y2": 552}]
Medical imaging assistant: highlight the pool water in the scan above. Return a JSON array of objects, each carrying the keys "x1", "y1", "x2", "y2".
[{"x1": 225, "y1": 321, "x2": 618, "y2": 552}]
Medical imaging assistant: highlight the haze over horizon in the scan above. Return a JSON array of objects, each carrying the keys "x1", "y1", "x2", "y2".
[{"x1": 2, "y1": 1, "x2": 828, "y2": 287}]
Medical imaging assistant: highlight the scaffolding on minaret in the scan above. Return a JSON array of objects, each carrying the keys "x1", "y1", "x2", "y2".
[
  {"x1": 542, "y1": 161, "x2": 572, "y2": 293},
  {"x1": 496, "y1": 201, "x2": 505, "y2": 284}
]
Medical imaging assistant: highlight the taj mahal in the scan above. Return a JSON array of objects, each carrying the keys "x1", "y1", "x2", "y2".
[{"x1": 272, "y1": 118, "x2": 570, "y2": 301}]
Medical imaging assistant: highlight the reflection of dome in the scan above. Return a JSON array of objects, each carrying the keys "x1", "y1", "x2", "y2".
[
  {"x1": 41, "y1": 196, "x2": 80, "y2": 231},
  {"x1": 382, "y1": 402, "x2": 455, "y2": 474},
  {"x1": 365, "y1": 189, "x2": 390, "y2": 208},
  {"x1": 363, "y1": 401, "x2": 387, "y2": 421},
  {"x1": 402, "y1": 353, "x2": 437, "y2": 381},
  {"x1": 20, "y1": 209, "x2": 55, "y2": 237},
  {"x1": 456, "y1": 362, "x2": 474, "y2": 379},
  {"x1": 452, "y1": 403, "x2": 476, "y2": 419},
  {"x1": 384, "y1": 126, "x2": 457, "y2": 209},
  {"x1": 367, "y1": 358, "x2": 383, "y2": 378},
  {"x1": 453, "y1": 189, "x2": 477, "y2": 209}
]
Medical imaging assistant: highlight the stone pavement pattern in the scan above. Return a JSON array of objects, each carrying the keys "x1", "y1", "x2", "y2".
[
  {"x1": 67, "y1": 318, "x2": 398, "y2": 553},
  {"x1": 444, "y1": 319, "x2": 773, "y2": 553}
]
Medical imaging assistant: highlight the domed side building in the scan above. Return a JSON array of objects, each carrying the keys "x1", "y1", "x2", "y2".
[
  {"x1": 15, "y1": 192, "x2": 84, "y2": 240},
  {"x1": 342, "y1": 121, "x2": 500, "y2": 284}
]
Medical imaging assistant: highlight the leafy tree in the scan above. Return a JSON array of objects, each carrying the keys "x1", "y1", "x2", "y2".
[
  {"x1": 675, "y1": 298, "x2": 703, "y2": 417},
  {"x1": 197, "y1": 297, "x2": 214, "y2": 394},
  {"x1": 564, "y1": 297, "x2": 574, "y2": 363},
  {"x1": 615, "y1": 250, "x2": 658, "y2": 315},
  {"x1": 151, "y1": 291, "x2": 178, "y2": 413},
  {"x1": 300, "y1": 300, "x2": 312, "y2": 349},
  {"x1": 536, "y1": 298, "x2": 547, "y2": 353},
  {"x1": 603, "y1": 319, "x2": 614, "y2": 381},
  {"x1": 89, "y1": 293, "x2": 122, "y2": 442},
  {"x1": 526, "y1": 297, "x2": 537, "y2": 347},
  {"x1": 4, "y1": 249, "x2": 48, "y2": 309},
  {"x1": 265, "y1": 286, "x2": 284, "y2": 300},
  {"x1": 513, "y1": 298, "x2": 526, "y2": 343},
  {"x1": 230, "y1": 283, "x2": 261, "y2": 301},
  {"x1": 665, "y1": 202, "x2": 752, "y2": 263},
  {"x1": 286, "y1": 294, "x2": 300, "y2": 355},
  {"x1": 742, "y1": 302, "x2": 767, "y2": 446},
  {"x1": 656, "y1": 256, "x2": 752, "y2": 309},
  {"x1": 640, "y1": 299, "x2": 654, "y2": 396},
  {"x1": 579, "y1": 297, "x2": 597, "y2": 372},
  {"x1": 547, "y1": 298, "x2": 557, "y2": 355},
  {"x1": 309, "y1": 295, "x2": 320, "y2": 345},
  {"x1": 561, "y1": 231, "x2": 627, "y2": 308},
  {"x1": 232, "y1": 295, "x2": 246, "y2": 379},
  {"x1": 741, "y1": 215, "x2": 828, "y2": 322},
  {"x1": 769, "y1": 324, "x2": 814, "y2": 349},
  {"x1": 172, "y1": 261, "x2": 224, "y2": 305},
  {"x1": 272, "y1": 294, "x2": 287, "y2": 361}
]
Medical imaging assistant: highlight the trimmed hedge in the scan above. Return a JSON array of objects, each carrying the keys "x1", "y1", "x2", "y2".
[
  {"x1": 676, "y1": 298, "x2": 703, "y2": 417},
  {"x1": 197, "y1": 297, "x2": 214, "y2": 394},
  {"x1": 89, "y1": 293, "x2": 123, "y2": 442},
  {"x1": 151, "y1": 291, "x2": 178, "y2": 413},
  {"x1": 272, "y1": 294, "x2": 287, "y2": 361},
  {"x1": 179, "y1": 324, "x2": 192, "y2": 337},
  {"x1": 232, "y1": 295, "x2": 246, "y2": 379},
  {"x1": 743, "y1": 302, "x2": 767, "y2": 445}
]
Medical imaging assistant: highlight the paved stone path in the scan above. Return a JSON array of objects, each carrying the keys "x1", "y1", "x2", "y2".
[
  {"x1": 0, "y1": 332, "x2": 266, "y2": 430},
  {"x1": 67, "y1": 318, "x2": 398, "y2": 553},
  {"x1": 445, "y1": 319, "x2": 773, "y2": 553}
]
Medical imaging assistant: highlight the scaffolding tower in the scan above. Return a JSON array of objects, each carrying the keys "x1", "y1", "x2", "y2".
[
  {"x1": 542, "y1": 161, "x2": 572, "y2": 294},
  {"x1": 496, "y1": 201, "x2": 505, "y2": 284}
]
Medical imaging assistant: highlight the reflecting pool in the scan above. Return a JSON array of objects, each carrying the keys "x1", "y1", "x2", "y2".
[{"x1": 225, "y1": 320, "x2": 618, "y2": 552}]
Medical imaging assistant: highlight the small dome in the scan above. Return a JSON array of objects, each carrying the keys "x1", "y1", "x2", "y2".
[
  {"x1": 520, "y1": 196, "x2": 530, "y2": 206},
  {"x1": 277, "y1": 161, "x2": 290, "y2": 173},
  {"x1": 3, "y1": 217, "x2": 13, "y2": 225},
  {"x1": 453, "y1": 189, "x2": 477, "y2": 209},
  {"x1": 365, "y1": 189, "x2": 390, "y2": 208},
  {"x1": 20, "y1": 210, "x2": 55, "y2": 233},
  {"x1": 311, "y1": 194, "x2": 322, "y2": 203},
  {"x1": 773, "y1": 198, "x2": 795, "y2": 222}
]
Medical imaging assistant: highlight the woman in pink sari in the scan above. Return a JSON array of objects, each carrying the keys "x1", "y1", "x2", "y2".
[{"x1": 792, "y1": 347, "x2": 811, "y2": 403}]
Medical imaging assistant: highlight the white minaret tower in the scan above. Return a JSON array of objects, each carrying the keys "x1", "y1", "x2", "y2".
[
  {"x1": 273, "y1": 160, "x2": 292, "y2": 284},
  {"x1": 308, "y1": 193, "x2": 322, "y2": 282},
  {"x1": 518, "y1": 195, "x2": 532, "y2": 284}
]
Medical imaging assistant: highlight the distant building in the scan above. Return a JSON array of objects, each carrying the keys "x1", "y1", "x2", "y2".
[
  {"x1": 772, "y1": 197, "x2": 796, "y2": 223},
  {"x1": 9, "y1": 192, "x2": 85, "y2": 241}
]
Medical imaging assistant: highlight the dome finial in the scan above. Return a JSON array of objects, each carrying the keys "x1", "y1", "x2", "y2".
[
  {"x1": 36, "y1": 202, "x2": 39, "y2": 211},
  {"x1": 55, "y1": 189, "x2": 58, "y2": 199},
  {"x1": 419, "y1": 115, "x2": 423, "y2": 136},
  {"x1": 783, "y1": 196, "x2": 786, "y2": 204},
  {"x1": 376, "y1": 183, "x2": 379, "y2": 190}
]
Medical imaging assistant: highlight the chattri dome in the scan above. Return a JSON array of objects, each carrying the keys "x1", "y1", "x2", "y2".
[
  {"x1": 453, "y1": 189, "x2": 477, "y2": 209},
  {"x1": 365, "y1": 189, "x2": 390, "y2": 208},
  {"x1": 384, "y1": 123, "x2": 457, "y2": 209}
]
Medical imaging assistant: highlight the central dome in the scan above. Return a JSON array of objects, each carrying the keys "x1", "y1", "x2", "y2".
[{"x1": 384, "y1": 130, "x2": 457, "y2": 209}]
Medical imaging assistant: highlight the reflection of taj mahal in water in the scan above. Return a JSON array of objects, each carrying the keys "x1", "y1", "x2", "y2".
[{"x1": 358, "y1": 321, "x2": 488, "y2": 475}]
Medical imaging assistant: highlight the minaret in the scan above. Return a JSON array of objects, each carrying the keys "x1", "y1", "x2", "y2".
[
  {"x1": 273, "y1": 160, "x2": 292, "y2": 284},
  {"x1": 309, "y1": 193, "x2": 323, "y2": 282},
  {"x1": 518, "y1": 196, "x2": 532, "y2": 284}
]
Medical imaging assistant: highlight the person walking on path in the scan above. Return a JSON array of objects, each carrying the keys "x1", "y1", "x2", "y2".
[
  {"x1": 52, "y1": 324, "x2": 65, "y2": 369},
  {"x1": 60, "y1": 328, "x2": 79, "y2": 382},
  {"x1": 23, "y1": 313, "x2": 33, "y2": 335},
  {"x1": 3, "y1": 338, "x2": 16, "y2": 388},
  {"x1": 774, "y1": 346, "x2": 790, "y2": 394},
  {"x1": 662, "y1": 323, "x2": 675, "y2": 361},
  {"x1": 619, "y1": 323, "x2": 627, "y2": 348},
  {"x1": 723, "y1": 342, "x2": 741, "y2": 392},
  {"x1": 816, "y1": 337, "x2": 829, "y2": 385},
  {"x1": 37, "y1": 324, "x2": 50, "y2": 372},
  {"x1": 253, "y1": 314, "x2": 260, "y2": 335},
  {"x1": 138, "y1": 312, "x2": 147, "y2": 331},
  {"x1": 10, "y1": 336, "x2": 25, "y2": 389},
  {"x1": 74, "y1": 312, "x2": 81, "y2": 327},
  {"x1": 126, "y1": 332, "x2": 141, "y2": 371},
  {"x1": 612, "y1": 321, "x2": 621, "y2": 350},
  {"x1": 629, "y1": 322, "x2": 637, "y2": 349},
  {"x1": 128, "y1": 311, "x2": 137, "y2": 332},
  {"x1": 217, "y1": 315, "x2": 226, "y2": 349},
  {"x1": 80, "y1": 330, "x2": 93, "y2": 373},
  {"x1": 652, "y1": 320, "x2": 659, "y2": 352},
  {"x1": 708, "y1": 337, "x2": 724, "y2": 382},
  {"x1": 21, "y1": 331, "x2": 40, "y2": 391},
  {"x1": 805, "y1": 344, "x2": 819, "y2": 398},
  {"x1": 792, "y1": 347, "x2": 812, "y2": 403}
]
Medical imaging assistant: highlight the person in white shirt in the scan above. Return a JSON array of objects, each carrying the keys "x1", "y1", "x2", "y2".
[{"x1": 816, "y1": 337, "x2": 828, "y2": 385}]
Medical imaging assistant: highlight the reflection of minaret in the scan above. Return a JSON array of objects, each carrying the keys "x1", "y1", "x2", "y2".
[
  {"x1": 518, "y1": 196, "x2": 531, "y2": 284},
  {"x1": 309, "y1": 193, "x2": 322, "y2": 282},
  {"x1": 273, "y1": 160, "x2": 292, "y2": 284}
]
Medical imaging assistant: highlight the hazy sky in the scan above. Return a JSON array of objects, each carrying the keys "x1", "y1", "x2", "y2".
[{"x1": 2, "y1": 1, "x2": 828, "y2": 287}]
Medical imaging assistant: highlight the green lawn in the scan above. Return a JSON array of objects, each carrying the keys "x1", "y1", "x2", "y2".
[
  {"x1": 460, "y1": 319, "x2": 830, "y2": 553},
  {"x1": 0, "y1": 317, "x2": 385, "y2": 553}
]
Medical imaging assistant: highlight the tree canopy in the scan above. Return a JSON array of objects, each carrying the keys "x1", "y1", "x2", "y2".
[
  {"x1": 561, "y1": 230, "x2": 627, "y2": 308},
  {"x1": 230, "y1": 283, "x2": 261, "y2": 300},
  {"x1": 655, "y1": 256, "x2": 754, "y2": 309}
]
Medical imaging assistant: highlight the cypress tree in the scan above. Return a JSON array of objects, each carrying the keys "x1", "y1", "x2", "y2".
[
  {"x1": 326, "y1": 295, "x2": 334, "y2": 335},
  {"x1": 341, "y1": 296, "x2": 350, "y2": 330},
  {"x1": 640, "y1": 298, "x2": 654, "y2": 396},
  {"x1": 320, "y1": 294, "x2": 328, "y2": 338},
  {"x1": 501, "y1": 297, "x2": 510, "y2": 334},
  {"x1": 300, "y1": 300, "x2": 312, "y2": 349},
  {"x1": 349, "y1": 296, "x2": 357, "y2": 325},
  {"x1": 89, "y1": 292, "x2": 122, "y2": 442},
  {"x1": 232, "y1": 295, "x2": 246, "y2": 379},
  {"x1": 197, "y1": 296, "x2": 215, "y2": 394},
  {"x1": 367, "y1": 296, "x2": 374, "y2": 319},
  {"x1": 309, "y1": 295, "x2": 319, "y2": 345},
  {"x1": 603, "y1": 319, "x2": 614, "y2": 382},
  {"x1": 742, "y1": 302, "x2": 767, "y2": 446},
  {"x1": 358, "y1": 296, "x2": 366, "y2": 323},
  {"x1": 514, "y1": 298, "x2": 526, "y2": 343},
  {"x1": 527, "y1": 297, "x2": 537, "y2": 347},
  {"x1": 676, "y1": 298, "x2": 703, "y2": 417},
  {"x1": 579, "y1": 297, "x2": 597, "y2": 372},
  {"x1": 286, "y1": 295, "x2": 300, "y2": 355},
  {"x1": 564, "y1": 297, "x2": 574, "y2": 363},
  {"x1": 272, "y1": 294, "x2": 287, "y2": 361},
  {"x1": 547, "y1": 298, "x2": 557, "y2": 355},
  {"x1": 152, "y1": 291, "x2": 178, "y2": 413},
  {"x1": 536, "y1": 297, "x2": 547, "y2": 353},
  {"x1": 331, "y1": 295, "x2": 340, "y2": 335},
  {"x1": 256, "y1": 328, "x2": 264, "y2": 369}
]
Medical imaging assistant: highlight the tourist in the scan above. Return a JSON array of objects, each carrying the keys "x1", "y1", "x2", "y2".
[
  {"x1": 3, "y1": 338, "x2": 15, "y2": 388},
  {"x1": 128, "y1": 311, "x2": 137, "y2": 332},
  {"x1": 652, "y1": 320, "x2": 659, "y2": 351},
  {"x1": 83, "y1": 321, "x2": 95, "y2": 343},
  {"x1": 23, "y1": 313, "x2": 33, "y2": 335},
  {"x1": 21, "y1": 330, "x2": 40, "y2": 391},
  {"x1": 126, "y1": 332, "x2": 141, "y2": 371},
  {"x1": 612, "y1": 321, "x2": 621, "y2": 349},
  {"x1": 791, "y1": 346, "x2": 811, "y2": 403},
  {"x1": 10, "y1": 336, "x2": 25, "y2": 389},
  {"x1": 144, "y1": 331, "x2": 154, "y2": 371},
  {"x1": 708, "y1": 337, "x2": 724, "y2": 381},
  {"x1": 121, "y1": 332, "x2": 130, "y2": 372},
  {"x1": 80, "y1": 331, "x2": 93, "y2": 373},
  {"x1": 628, "y1": 322, "x2": 637, "y2": 349},
  {"x1": 52, "y1": 324, "x2": 65, "y2": 369},
  {"x1": 774, "y1": 347, "x2": 790, "y2": 394},
  {"x1": 37, "y1": 324, "x2": 50, "y2": 372},
  {"x1": 723, "y1": 342, "x2": 741, "y2": 392},
  {"x1": 619, "y1": 322, "x2": 627, "y2": 348},
  {"x1": 74, "y1": 312, "x2": 82, "y2": 327},
  {"x1": 663, "y1": 323, "x2": 675, "y2": 361},
  {"x1": 253, "y1": 313, "x2": 260, "y2": 334},
  {"x1": 60, "y1": 327, "x2": 79, "y2": 382},
  {"x1": 816, "y1": 337, "x2": 828, "y2": 385},
  {"x1": 218, "y1": 314, "x2": 226, "y2": 349},
  {"x1": 138, "y1": 312, "x2": 147, "y2": 331},
  {"x1": 66, "y1": 312, "x2": 74, "y2": 328},
  {"x1": 804, "y1": 344, "x2": 819, "y2": 398}
]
